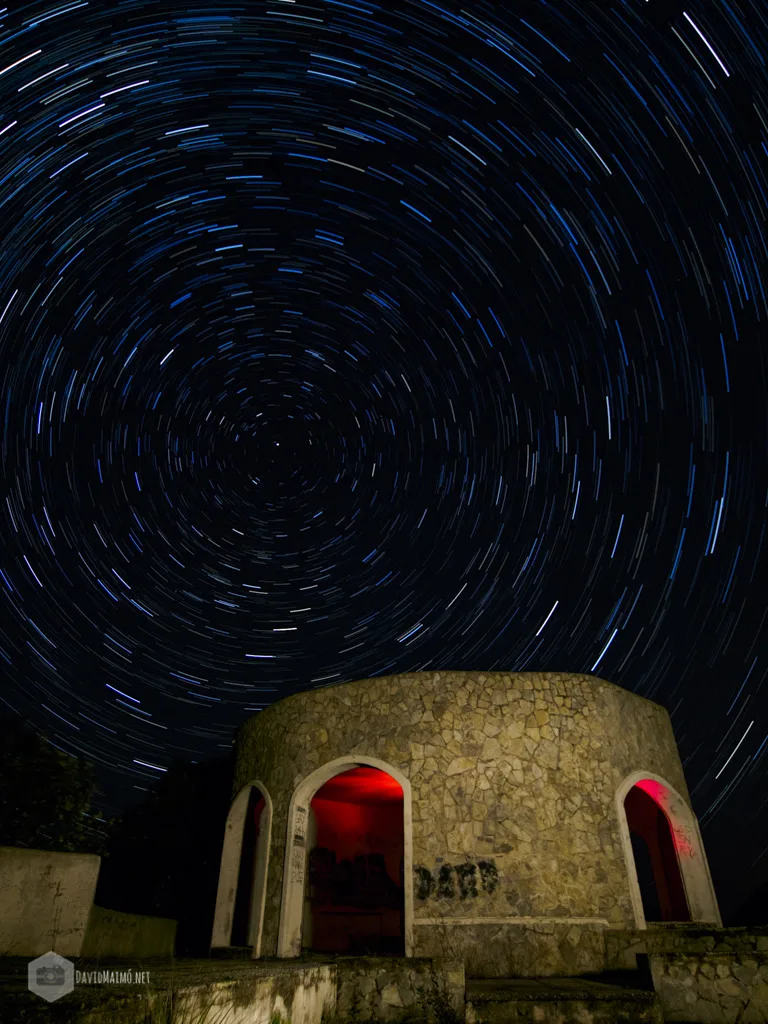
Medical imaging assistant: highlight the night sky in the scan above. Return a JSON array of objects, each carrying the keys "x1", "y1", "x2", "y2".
[{"x1": 0, "y1": 0, "x2": 767, "y2": 913}]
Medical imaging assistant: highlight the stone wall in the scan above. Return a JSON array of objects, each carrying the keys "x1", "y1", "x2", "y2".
[
  {"x1": 334, "y1": 956, "x2": 465, "y2": 1023},
  {"x1": 81, "y1": 905, "x2": 177, "y2": 959},
  {"x1": 0, "y1": 846, "x2": 100, "y2": 956},
  {"x1": 649, "y1": 953, "x2": 768, "y2": 1022},
  {"x1": 413, "y1": 919, "x2": 608, "y2": 979},
  {"x1": 606, "y1": 927, "x2": 768, "y2": 1023},
  {"x1": 233, "y1": 671, "x2": 693, "y2": 976}
]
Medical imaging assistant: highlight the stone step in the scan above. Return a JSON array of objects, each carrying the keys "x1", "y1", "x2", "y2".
[
  {"x1": 208, "y1": 945, "x2": 253, "y2": 959},
  {"x1": 466, "y1": 976, "x2": 664, "y2": 1024}
]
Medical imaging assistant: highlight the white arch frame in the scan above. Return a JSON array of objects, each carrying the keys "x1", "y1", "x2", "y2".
[
  {"x1": 277, "y1": 755, "x2": 414, "y2": 958},
  {"x1": 615, "y1": 770, "x2": 721, "y2": 929},
  {"x1": 211, "y1": 780, "x2": 273, "y2": 956}
]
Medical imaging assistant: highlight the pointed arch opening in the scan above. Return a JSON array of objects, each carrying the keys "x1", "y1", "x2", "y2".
[
  {"x1": 211, "y1": 781, "x2": 272, "y2": 956},
  {"x1": 278, "y1": 756, "x2": 413, "y2": 958},
  {"x1": 616, "y1": 771, "x2": 721, "y2": 929},
  {"x1": 625, "y1": 784, "x2": 690, "y2": 922}
]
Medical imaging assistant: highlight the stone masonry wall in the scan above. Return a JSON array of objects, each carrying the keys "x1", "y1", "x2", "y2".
[
  {"x1": 334, "y1": 956, "x2": 465, "y2": 1024},
  {"x1": 414, "y1": 919, "x2": 609, "y2": 979},
  {"x1": 605, "y1": 925, "x2": 768, "y2": 970},
  {"x1": 606, "y1": 927, "x2": 768, "y2": 1024},
  {"x1": 650, "y1": 953, "x2": 768, "y2": 1023},
  {"x1": 234, "y1": 671, "x2": 689, "y2": 976}
]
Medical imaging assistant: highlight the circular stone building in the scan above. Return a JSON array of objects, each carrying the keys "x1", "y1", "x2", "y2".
[{"x1": 211, "y1": 672, "x2": 721, "y2": 978}]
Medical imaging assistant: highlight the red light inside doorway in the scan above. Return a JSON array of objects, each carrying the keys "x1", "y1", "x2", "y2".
[
  {"x1": 635, "y1": 778, "x2": 667, "y2": 804},
  {"x1": 314, "y1": 766, "x2": 403, "y2": 805},
  {"x1": 632, "y1": 778, "x2": 694, "y2": 857}
]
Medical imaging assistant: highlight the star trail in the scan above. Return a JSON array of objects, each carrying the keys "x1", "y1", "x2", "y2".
[{"x1": 0, "y1": 0, "x2": 767, "y2": 911}]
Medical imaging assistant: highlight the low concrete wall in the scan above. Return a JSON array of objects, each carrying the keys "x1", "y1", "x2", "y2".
[
  {"x1": 335, "y1": 956, "x2": 465, "y2": 1023},
  {"x1": 0, "y1": 846, "x2": 100, "y2": 957},
  {"x1": 7, "y1": 960, "x2": 338, "y2": 1024},
  {"x1": 414, "y1": 920, "x2": 608, "y2": 977},
  {"x1": 81, "y1": 905, "x2": 177, "y2": 959},
  {"x1": 153, "y1": 963, "x2": 337, "y2": 1024}
]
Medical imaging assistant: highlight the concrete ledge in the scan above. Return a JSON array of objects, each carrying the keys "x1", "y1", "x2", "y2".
[
  {"x1": 606, "y1": 925, "x2": 768, "y2": 969},
  {"x1": 1, "y1": 958, "x2": 337, "y2": 1024},
  {"x1": 466, "y1": 977, "x2": 663, "y2": 1024},
  {"x1": 3, "y1": 956, "x2": 462, "y2": 1023}
]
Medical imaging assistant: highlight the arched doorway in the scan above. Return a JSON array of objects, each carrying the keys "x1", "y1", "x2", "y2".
[
  {"x1": 211, "y1": 781, "x2": 272, "y2": 955},
  {"x1": 278, "y1": 756, "x2": 414, "y2": 958},
  {"x1": 616, "y1": 772, "x2": 721, "y2": 929},
  {"x1": 305, "y1": 766, "x2": 404, "y2": 954},
  {"x1": 624, "y1": 784, "x2": 690, "y2": 922}
]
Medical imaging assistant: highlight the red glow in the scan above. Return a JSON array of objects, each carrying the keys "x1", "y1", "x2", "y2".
[
  {"x1": 253, "y1": 794, "x2": 265, "y2": 830},
  {"x1": 625, "y1": 784, "x2": 691, "y2": 921},
  {"x1": 633, "y1": 779, "x2": 694, "y2": 856},
  {"x1": 635, "y1": 778, "x2": 668, "y2": 804},
  {"x1": 314, "y1": 766, "x2": 403, "y2": 805},
  {"x1": 307, "y1": 766, "x2": 405, "y2": 954}
]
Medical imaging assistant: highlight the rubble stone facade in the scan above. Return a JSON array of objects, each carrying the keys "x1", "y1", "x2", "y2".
[{"x1": 228, "y1": 671, "x2": 717, "y2": 977}]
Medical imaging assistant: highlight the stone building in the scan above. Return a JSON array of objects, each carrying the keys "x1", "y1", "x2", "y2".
[{"x1": 211, "y1": 671, "x2": 721, "y2": 978}]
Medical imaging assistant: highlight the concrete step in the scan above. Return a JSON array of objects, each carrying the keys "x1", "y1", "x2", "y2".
[
  {"x1": 208, "y1": 945, "x2": 253, "y2": 959},
  {"x1": 466, "y1": 976, "x2": 664, "y2": 1024}
]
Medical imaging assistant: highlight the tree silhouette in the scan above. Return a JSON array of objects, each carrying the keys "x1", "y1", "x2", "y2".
[
  {"x1": 0, "y1": 713, "x2": 109, "y2": 855},
  {"x1": 95, "y1": 755, "x2": 233, "y2": 954}
]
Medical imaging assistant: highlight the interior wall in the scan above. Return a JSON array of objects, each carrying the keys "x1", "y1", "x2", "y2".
[
  {"x1": 312, "y1": 798, "x2": 403, "y2": 884},
  {"x1": 306, "y1": 794, "x2": 404, "y2": 952}
]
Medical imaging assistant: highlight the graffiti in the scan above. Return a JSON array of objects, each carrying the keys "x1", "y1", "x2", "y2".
[
  {"x1": 672, "y1": 824, "x2": 695, "y2": 858},
  {"x1": 294, "y1": 805, "x2": 307, "y2": 838},
  {"x1": 414, "y1": 866, "x2": 434, "y2": 901},
  {"x1": 478, "y1": 860, "x2": 500, "y2": 893},
  {"x1": 437, "y1": 864, "x2": 455, "y2": 899},
  {"x1": 290, "y1": 805, "x2": 308, "y2": 881},
  {"x1": 414, "y1": 859, "x2": 499, "y2": 900},
  {"x1": 454, "y1": 863, "x2": 477, "y2": 899},
  {"x1": 290, "y1": 846, "x2": 305, "y2": 884}
]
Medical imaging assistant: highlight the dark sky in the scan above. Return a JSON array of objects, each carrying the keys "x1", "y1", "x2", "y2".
[{"x1": 0, "y1": 0, "x2": 766, "y2": 915}]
